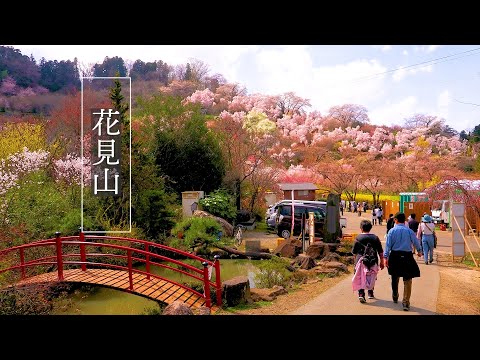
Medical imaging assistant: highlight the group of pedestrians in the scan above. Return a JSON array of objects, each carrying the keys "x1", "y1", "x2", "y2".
[
  {"x1": 371, "y1": 205, "x2": 383, "y2": 225},
  {"x1": 351, "y1": 211, "x2": 437, "y2": 311}
]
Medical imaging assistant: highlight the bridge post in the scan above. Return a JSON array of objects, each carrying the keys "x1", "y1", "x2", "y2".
[
  {"x1": 145, "y1": 244, "x2": 150, "y2": 280},
  {"x1": 127, "y1": 249, "x2": 133, "y2": 290},
  {"x1": 202, "y1": 262, "x2": 211, "y2": 308},
  {"x1": 55, "y1": 232, "x2": 64, "y2": 281},
  {"x1": 214, "y1": 255, "x2": 222, "y2": 306},
  {"x1": 79, "y1": 228, "x2": 86, "y2": 271},
  {"x1": 19, "y1": 248, "x2": 26, "y2": 280}
]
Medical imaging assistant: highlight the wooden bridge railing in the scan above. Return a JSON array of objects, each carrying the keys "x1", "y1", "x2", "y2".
[{"x1": 0, "y1": 232, "x2": 222, "y2": 307}]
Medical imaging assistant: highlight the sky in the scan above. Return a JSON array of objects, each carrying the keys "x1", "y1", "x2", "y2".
[{"x1": 9, "y1": 45, "x2": 480, "y2": 132}]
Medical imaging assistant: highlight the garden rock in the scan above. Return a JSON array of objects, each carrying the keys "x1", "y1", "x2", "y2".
[
  {"x1": 273, "y1": 239, "x2": 303, "y2": 258},
  {"x1": 250, "y1": 285, "x2": 287, "y2": 302},
  {"x1": 162, "y1": 301, "x2": 194, "y2": 315},
  {"x1": 317, "y1": 260, "x2": 348, "y2": 272}
]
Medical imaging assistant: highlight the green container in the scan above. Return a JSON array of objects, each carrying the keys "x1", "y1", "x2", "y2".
[{"x1": 399, "y1": 192, "x2": 428, "y2": 213}]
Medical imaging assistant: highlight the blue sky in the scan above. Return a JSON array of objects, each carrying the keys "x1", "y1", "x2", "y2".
[{"x1": 11, "y1": 45, "x2": 480, "y2": 132}]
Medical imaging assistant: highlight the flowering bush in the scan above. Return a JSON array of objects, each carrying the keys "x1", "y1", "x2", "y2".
[{"x1": 199, "y1": 189, "x2": 237, "y2": 223}]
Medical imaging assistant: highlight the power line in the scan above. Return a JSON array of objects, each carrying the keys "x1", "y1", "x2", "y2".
[
  {"x1": 454, "y1": 98, "x2": 480, "y2": 107},
  {"x1": 350, "y1": 46, "x2": 480, "y2": 83}
]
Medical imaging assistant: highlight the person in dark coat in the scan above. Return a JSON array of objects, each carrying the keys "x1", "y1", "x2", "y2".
[
  {"x1": 352, "y1": 220, "x2": 385, "y2": 303},
  {"x1": 386, "y1": 214, "x2": 395, "y2": 233},
  {"x1": 384, "y1": 212, "x2": 423, "y2": 311}
]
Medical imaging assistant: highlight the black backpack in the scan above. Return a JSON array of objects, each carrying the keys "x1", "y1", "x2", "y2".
[{"x1": 361, "y1": 242, "x2": 377, "y2": 269}]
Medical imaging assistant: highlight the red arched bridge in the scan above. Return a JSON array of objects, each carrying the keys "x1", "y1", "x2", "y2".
[{"x1": 0, "y1": 232, "x2": 222, "y2": 310}]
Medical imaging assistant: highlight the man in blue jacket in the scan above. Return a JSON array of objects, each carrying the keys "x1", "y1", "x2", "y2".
[{"x1": 384, "y1": 212, "x2": 423, "y2": 311}]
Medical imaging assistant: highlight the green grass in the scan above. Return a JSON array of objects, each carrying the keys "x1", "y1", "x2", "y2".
[
  {"x1": 317, "y1": 273, "x2": 336, "y2": 280},
  {"x1": 254, "y1": 221, "x2": 268, "y2": 232},
  {"x1": 223, "y1": 301, "x2": 273, "y2": 311},
  {"x1": 461, "y1": 252, "x2": 480, "y2": 267}
]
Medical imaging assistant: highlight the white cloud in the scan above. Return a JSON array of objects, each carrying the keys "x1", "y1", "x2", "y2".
[
  {"x1": 369, "y1": 96, "x2": 418, "y2": 126},
  {"x1": 371, "y1": 45, "x2": 392, "y2": 52},
  {"x1": 392, "y1": 64, "x2": 433, "y2": 82},
  {"x1": 252, "y1": 46, "x2": 388, "y2": 114},
  {"x1": 414, "y1": 45, "x2": 441, "y2": 53},
  {"x1": 437, "y1": 90, "x2": 450, "y2": 108},
  {"x1": 436, "y1": 90, "x2": 450, "y2": 119},
  {"x1": 427, "y1": 45, "x2": 441, "y2": 53}
]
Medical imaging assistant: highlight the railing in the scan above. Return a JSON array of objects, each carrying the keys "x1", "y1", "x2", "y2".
[{"x1": 0, "y1": 232, "x2": 222, "y2": 307}]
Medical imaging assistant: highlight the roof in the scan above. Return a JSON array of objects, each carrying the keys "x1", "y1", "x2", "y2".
[{"x1": 278, "y1": 182, "x2": 319, "y2": 191}]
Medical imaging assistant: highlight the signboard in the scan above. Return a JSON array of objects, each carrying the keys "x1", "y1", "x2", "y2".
[
  {"x1": 81, "y1": 77, "x2": 131, "y2": 233},
  {"x1": 451, "y1": 202, "x2": 465, "y2": 257}
]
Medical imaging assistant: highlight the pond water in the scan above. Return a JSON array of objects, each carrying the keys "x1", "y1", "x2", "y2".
[{"x1": 55, "y1": 259, "x2": 260, "y2": 315}]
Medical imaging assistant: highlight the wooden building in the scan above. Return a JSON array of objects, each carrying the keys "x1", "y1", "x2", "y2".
[{"x1": 278, "y1": 182, "x2": 318, "y2": 201}]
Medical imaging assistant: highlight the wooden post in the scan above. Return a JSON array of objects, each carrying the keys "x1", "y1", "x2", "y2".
[
  {"x1": 127, "y1": 249, "x2": 134, "y2": 290},
  {"x1": 79, "y1": 229, "x2": 86, "y2": 271},
  {"x1": 55, "y1": 232, "x2": 64, "y2": 281},
  {"x1": 214, "y1": 255, "x2": 222, "y2": 306},
  {"x1": 309, "y1": 212, "x2": 314, "y2": 244},
  {"x1": 291, "y1": 190, "x2": 295, "y2": 238},
  {"x1": 145, "y1": 243, "x2": 150, "y2": 280},
  {"x1": 202, "y1": 262, "x2": 211, "y2": 308},
  {"x1": 19, "y1": 248, "x2": 25, "y2": 280}
]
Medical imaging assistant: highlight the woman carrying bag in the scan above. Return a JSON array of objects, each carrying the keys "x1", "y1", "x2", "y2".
[{"x1": 417, "y1": 214, "x2": 437, "y2": 265}]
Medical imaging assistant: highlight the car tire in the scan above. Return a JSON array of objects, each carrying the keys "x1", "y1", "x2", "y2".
[{"x1": 281, "y1": 229, "x2": 291, "y2": 239}]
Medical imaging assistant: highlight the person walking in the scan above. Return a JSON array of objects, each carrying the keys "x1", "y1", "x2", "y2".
[
  {"x1": 384, "y1": 212, "x2": 423, "y2": 311},
  {"x1": 417, "y1": 214, "x2": 436, "y2": 265},
  {"x1": 352, "y1": 220, "x2": 385, "y2": 303},
  {"x1": 386, "y1": 213, "x2": 394, "y2": 233},
  {"x1": 408, "y1": 213, "x2": 420, "y2": 254},
  {"x1": 376, "y1": 207, "x2": 383, "y2": 225},
  {"x1": 371, "y1": 207, "x2": 377, "y2": 225}
]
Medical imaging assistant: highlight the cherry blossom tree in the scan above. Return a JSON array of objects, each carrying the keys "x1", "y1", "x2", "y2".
[
  {"x1": 183, "y1": 88, "x2": 216, "y2": 112},
  {"x1": 404, "y1": 114, "x2": 441, "y2": 129},
  {"x1": 275, "y1": 92, "x2": 311, "y2": 117},
  {"x1": 326, "y1": 104, "x2": 370, "y2": 128},
  {"x1": 425, "y1": 176, "x2": 480, "y2": 218},
  {"x1": 0, "y1": 147, "x2": 49, "y2": 195},
  {"x1": 159, "y1": 80, "x2": 199, "y2": 98},
  {"x1": 0, "y1": 77, "x2": 18, "y2": 96}
]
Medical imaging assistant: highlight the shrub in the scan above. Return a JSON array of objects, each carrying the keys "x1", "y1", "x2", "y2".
[
  {"x1": 199, "y1": 189, "x2": 236, "y2": 223},
  {"x1": 171, "y1": 217, "x2": 223, "y2": 250},
  {"x1": 254, "y1": 256, "x2": 293, "y2": 289},
  {"x1": 0, "y1": 285, "x2": 52, "y2": 315},
  {"x1": 141, "y1": 303, "x2": 165, "y2": 315}
]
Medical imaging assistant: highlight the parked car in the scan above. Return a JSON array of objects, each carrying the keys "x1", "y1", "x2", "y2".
[
  {"x1": 265, "y1": 200, "x2": 326, "y2": 228},
  {"x1": 275, "y1": 203, "x2": 326, "y2": 239}
]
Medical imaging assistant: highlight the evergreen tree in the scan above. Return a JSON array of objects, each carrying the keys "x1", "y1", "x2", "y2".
[{"x1": 184, "y1": 63, "x2": 193, "y2": 81}]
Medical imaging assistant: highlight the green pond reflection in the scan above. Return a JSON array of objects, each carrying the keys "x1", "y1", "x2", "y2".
[{"x1": 55, "y1": 259, "x2": 259, "y2": 315}]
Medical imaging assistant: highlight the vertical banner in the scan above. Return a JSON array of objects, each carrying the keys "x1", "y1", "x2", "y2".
[
  {"x1": 451, "y1": 202, "x2": 466, "y2": 257},
  {"x1": 81, "y1": 77, "x2": 131, "y2": 233},
  {"x1": 91, "y1": 108, "x2": 122, "y2": 197}
]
